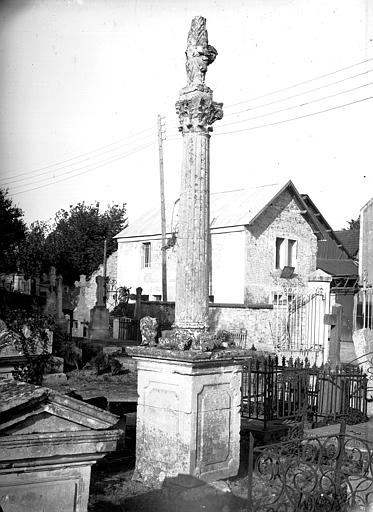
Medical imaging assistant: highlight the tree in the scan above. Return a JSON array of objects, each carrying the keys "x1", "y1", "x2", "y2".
[
  {"x1": 18, "y1": 221, "x2": 50, "y2": 278},
  {"x1": 0, "y1": 188, "x2": 27, "y2": 272},
  {"x1": 45, "y1": 202, "x2": 127, "y2": 284},
  {"x1": 343, "y1": 217, "x2": 360, "y2": 230}
]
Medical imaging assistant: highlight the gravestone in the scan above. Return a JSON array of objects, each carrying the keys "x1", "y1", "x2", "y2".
[
  {"x1": 88, "y1": 276, "x2": 110, "y2": 340},
  {"x1": 72, "y1": 275, "x2": 90, "y2": 338}
]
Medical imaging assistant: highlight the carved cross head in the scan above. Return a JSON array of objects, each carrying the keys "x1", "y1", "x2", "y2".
[{"x1": 185, "y1": 16, "x2": 217, "y2": 87}]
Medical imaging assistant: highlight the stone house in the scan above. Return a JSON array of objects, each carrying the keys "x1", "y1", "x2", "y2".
[
  {"x1": 114, "y1": 181, "x2": 358, "y2": 361},
  {"x1": 115, "y1": 181, "x2": 344, "y2": 305}
]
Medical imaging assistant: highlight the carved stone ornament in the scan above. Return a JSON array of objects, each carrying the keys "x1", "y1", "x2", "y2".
[
  {"x1": 176, "y1": 95, "x2": 223, "y2": 133},
  {"x1": 185, "y1": 16, "x2": 217, "y2": 88}
]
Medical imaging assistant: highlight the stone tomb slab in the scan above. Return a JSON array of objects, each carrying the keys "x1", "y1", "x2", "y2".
[{"x1": 0, "y1": 379, "x2": 121, "y2": 512}]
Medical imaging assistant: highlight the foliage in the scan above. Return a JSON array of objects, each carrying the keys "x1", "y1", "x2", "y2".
[
  {"x1": 0, "y1": 188, "x2": 27, "y2": 272},
  {"x1": 343, "y1": 216, "x2": 360, "y2": 230},
  {"x1": 3, "y1": 308, "x2": 54, "y2": 384},
  {"x1": 45, "y1": 202, "x2": 127, "y2": 284},
  {"x1": 18, "y1": 220, "x2": 50, "y2": 278}
]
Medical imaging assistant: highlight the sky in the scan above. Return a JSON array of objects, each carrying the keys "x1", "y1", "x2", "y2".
[{"x1": 0, "y1": 0, "x2": 372, "y2": 232}]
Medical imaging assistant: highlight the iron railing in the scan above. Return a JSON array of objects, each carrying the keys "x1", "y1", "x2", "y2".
[
  {"x1": 247, "y1": 422, "x2": 373, "y2": 511},
  {"x1": 241, "y1": 356, "x2": 367, "y2": 428},
  {"x1": 117, "y1": 318, "x2": 141, "y2": 342}
]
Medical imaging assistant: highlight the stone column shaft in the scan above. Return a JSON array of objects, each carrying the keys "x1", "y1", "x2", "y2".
[{"x1": 175, "y1": 131, "x2": 210, "y2": 330}]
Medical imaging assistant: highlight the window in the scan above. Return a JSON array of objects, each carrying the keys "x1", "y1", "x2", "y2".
[
  {"x1": 142, "y1": 242, "x2": 151, "y2": 268},
  {"x1": 275, "y1": 237, "x2": 297, "y2": 269}
]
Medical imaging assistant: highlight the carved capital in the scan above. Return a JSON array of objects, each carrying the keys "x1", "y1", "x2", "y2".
[{"x1": 176, "y1": 94, "x2": 223, "y2": 133}]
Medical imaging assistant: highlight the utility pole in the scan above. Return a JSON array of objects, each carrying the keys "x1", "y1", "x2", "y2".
[
  {"x1": 103, "y1": 237, "x2": 107, "y2": 305},
  {"x1": 158, "y1": 114, "x2": 167, "y2": 301}
]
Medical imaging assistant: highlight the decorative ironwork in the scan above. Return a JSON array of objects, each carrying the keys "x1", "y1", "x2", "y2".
[
  {"x1": 248, "y1": 423, "x2": 373, "y2": 511},
  {"x1": 241, "y1": 356, "x2": 368, "y2": 429}
]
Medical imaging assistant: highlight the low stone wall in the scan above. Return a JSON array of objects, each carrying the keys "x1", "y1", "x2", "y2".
[
  {"x1": 139, "y1": 301, "x2": 274, "y2": 351},
  {"x1": 209, "y1": 303, "x2": 274, "y2": 351}
]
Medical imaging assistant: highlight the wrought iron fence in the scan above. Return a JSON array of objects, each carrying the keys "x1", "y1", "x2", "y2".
[
  {"x1": 117, "y1": 318, "x2": 141, "y2": 342},
  {"x1": 241, "y1": 356, "x2": 367, "y2": 428},
  {"x1": 247, "y1": 422, "x2": 373, "y2": 511}
]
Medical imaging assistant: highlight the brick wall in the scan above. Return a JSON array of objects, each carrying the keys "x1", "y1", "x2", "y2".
[{"x1": 245, "y1": 190, "x2": 317, "y2": 304}]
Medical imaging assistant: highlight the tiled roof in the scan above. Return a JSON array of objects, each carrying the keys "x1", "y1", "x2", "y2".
[
  {"x1": 115, "y1": 182, "x2": 301, "y2": 239},
  {"x1": 334, "y1": 229, "x2": 360, "y2": 258},
  {"x1": 317, "y1": 258, "x2": 358, "y2": 277}
]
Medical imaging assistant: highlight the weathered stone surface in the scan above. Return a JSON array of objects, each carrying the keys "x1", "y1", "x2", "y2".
[
  {"x1": 0, "y1": 379, "x2": 121, "y2": 512},
  {"x1": 139, "y1": 316, "x2": 158, "y2": 346},
  {"x1": 89, "y1": 305, "x2": 110, "y2": 340},
  {"x1": 132, "y1": 355, "x2": 242, "y2": 486},
  {"x1": 174, "y1": 17, "x2": 223, "y2": 334},
  {"x1": 353, "y1": 328, "x2": 373, "y2": 416},
  {"x1": 42, "y1": 372, "x2": 68, "y2": 386}
]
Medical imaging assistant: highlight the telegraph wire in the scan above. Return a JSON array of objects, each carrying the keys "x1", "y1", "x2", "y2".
[
  {"x1": 223, "y1": 68, "x2": 373, "y2": 118},
  {"x1": 218, "y1": 80, "x2": 373, "y2": 129},
  {"x1": 0, "y1": 125, "x2": 156, "y2": 184},
  {"x1": 224, "y1": 56, "x2": 373, "y2": 110},
  {"x1": 9, "y1": 141, "x2": 156, "y2": 196},
  {"x1": 213, "y1": 95, "x2": 373, "y2": 137},
  {"x1": 2, "y1": 131, "x2": 157, "y2": 187}
]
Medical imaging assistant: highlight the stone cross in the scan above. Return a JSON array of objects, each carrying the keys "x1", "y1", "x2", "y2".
[
  {"x1": 324, "y1": 303, "x2": 343, "y2": 368},
  {"x1": 74, "y1": 274, "x2": 88, "y2": 298},
  {"x1": 95, "y1": 276, "x2": 106, "y2": 307},
  {"x1": 174, "y1": 16, "x2": 223, "y2": 334}
]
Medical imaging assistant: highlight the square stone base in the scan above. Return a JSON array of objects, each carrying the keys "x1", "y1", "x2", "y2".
[
  {"x1": 0, "y1": 461, "x2": 92, "y2": 512},
  {"x1": 133, "y1": 355, "x2": 242, "y2": 486}
]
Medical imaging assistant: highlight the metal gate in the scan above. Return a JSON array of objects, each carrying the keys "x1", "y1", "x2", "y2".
[{"x1": 271, "y1": 287, "x2": 327, "y2": 361}]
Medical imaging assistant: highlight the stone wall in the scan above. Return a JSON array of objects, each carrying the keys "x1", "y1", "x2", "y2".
[
  {"x1": 138, "y1": 301, "x2": 275, "y2": 351},
  {"x1": 245, "y1": 190, "x2": 317, "y2": 304}
]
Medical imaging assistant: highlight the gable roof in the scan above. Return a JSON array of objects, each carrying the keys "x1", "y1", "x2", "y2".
[
  {"x1": 0, "y1": 379, "x2": 119, "y2": 432},
  {"x1": 115, "y1": 181, "x2": 322, "y2": 240},
  {"x1": 333, "y1": 229, "x2": 360, "y2": 259}
]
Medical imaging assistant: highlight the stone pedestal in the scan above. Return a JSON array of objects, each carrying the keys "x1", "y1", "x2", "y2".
[
  {"x1": 127, "y1": 346, "x2": 243, "y2": 486},
  {"x1": 89, "y1": 306, "x2": 110, "y2": 340}
]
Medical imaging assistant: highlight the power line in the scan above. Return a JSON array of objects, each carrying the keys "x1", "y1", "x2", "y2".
[
  {"x1": 218, "y1": 81, "x2": 373, "y2": 129},
  {"x1": 224, "y1": 68, "x2": 373, "y2": 118},
  {"x1": 224, "y1": 56, "x2": 373, "y2": 111},
  {"x1": 9, "y1": 141, "x2": 156, "y2": 196},
  {"x1": 0, "y1": 125, "x2": 156, "y2": 183},
  {"x1": 214, "y1": 95, "x2": 373, "y2": 137},
  {"x1": 2, "y1": 132, "x2": 157, "y2": 187}
]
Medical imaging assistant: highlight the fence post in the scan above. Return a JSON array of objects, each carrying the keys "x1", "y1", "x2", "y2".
[
  {"x1": 113, "y1": 318, "x2": 119, "y2": 339},
  {"x1": 247, "y1": 433, "x2": 254, "y2": 512}
]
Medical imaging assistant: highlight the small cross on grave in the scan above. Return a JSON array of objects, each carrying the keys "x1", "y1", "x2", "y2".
[{"x1": 324, "y1": 303, "x2": 343, "y2": 368}]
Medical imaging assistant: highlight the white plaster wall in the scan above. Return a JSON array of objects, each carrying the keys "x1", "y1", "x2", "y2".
[
  {"x1": 211, "y1": 230, "x2": 245, "y2": 303},
  {"x1": 117, "y1": 239, "x2": 177, "y2": 300}
]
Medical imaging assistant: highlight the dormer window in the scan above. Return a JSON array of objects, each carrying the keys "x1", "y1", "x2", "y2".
[{"x1": 275, "y1": 237, "x2": 297, "y2": 269}]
